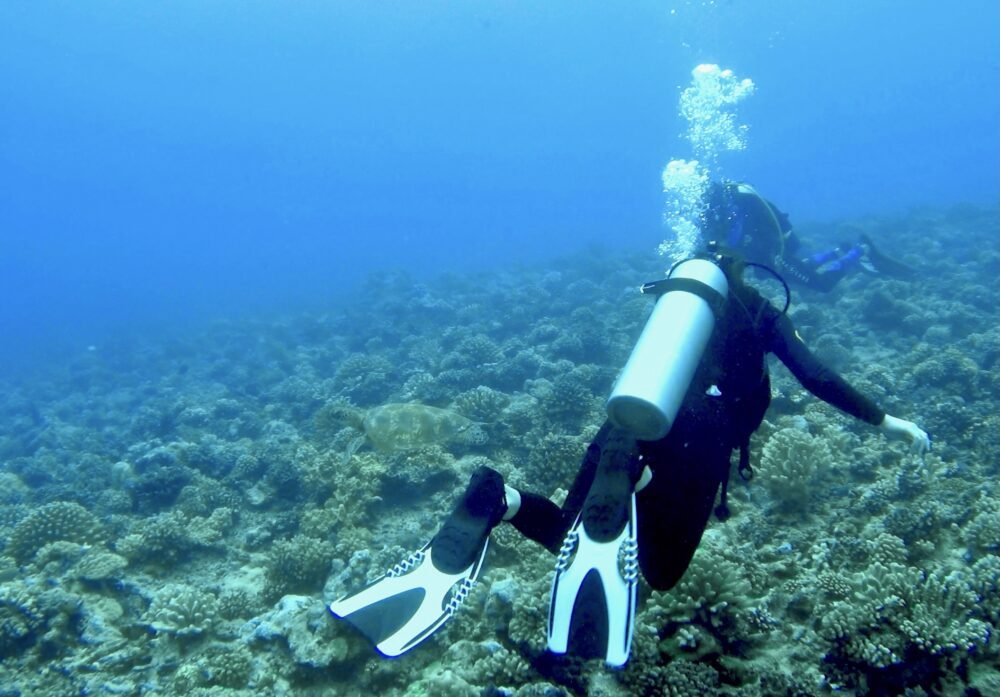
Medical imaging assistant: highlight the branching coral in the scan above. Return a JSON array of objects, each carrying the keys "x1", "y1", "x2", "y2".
[
  {"x1": 73, "y1": 549, "x2": 128, "y2": 583},
  {"x1": 969, "y1": 555, "x2": 1000, "y2": 630},
  {"x1": 380, "y1": 444, "x2": 458, "y2": 500},
  {"x1": 962, "y1": 489, "x2": 1000, "y2": 558},
  {"x1": 7, "y1": 501, "x2": 105, "y2": 564},
  {"x1": 524, "y1": 432, "x2": 585, "y2": 496},
  {"x1": 756, "y1": 426, "x2": 834, "y2": 514},
  {"x1": 435, "y1": 638, "x2": 531, "y2": 691},
  {"x1": 453, "y1": 385, "x2": 511, "y2": 423},
  {"x1": 200, "y1": 643, "x2": 254, "y2": 688},
  {"x1": 618, "y1": 657, "x2": 721, "y2": 697},
  {"x1": 819, "y1": 560, "x2": 992, "y2": 692},
  {"x1": 0, "y1": 583, "x2": 46, "y2": 659},
  {"x1": 0, "y1": 472, "x2": 28, "y2": 505},
  {"x1": 440, "y1": 333, "x2": 502, "y2": 371},
  {"x1": 639, "y1": 534, "x2": 753, "y2": 661},
  {"x1": 533, "y1": 370, "x2": 601, "y2": 430},
  {"x1": 865, "y1": 532, "x2": 908, "y2": 566},
  {"x1": 332, "y1": 353, "x2": 395, "y2": 405},
  {"x1": 115, "y1": 509, "x2": 224, "y2": 568},
  {"x1": 264, "y1": 534, "x2": 336, "y2": 601},
  {"x1": 909, "y1": 346, "x2": 983, "y2": 395},
  {"x1": 147, "y1": 583, "x2": 218, "y2": 638}
]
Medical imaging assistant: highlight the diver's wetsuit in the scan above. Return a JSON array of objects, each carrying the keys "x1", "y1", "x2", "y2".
[{"x1": 507, "y1": 279, "x2": 884, "y2": 591}]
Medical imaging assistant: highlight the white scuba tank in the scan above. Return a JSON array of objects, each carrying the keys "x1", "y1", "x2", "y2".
[{"x1": 606, "y1": 258, "x2": 728, "y2": 441}]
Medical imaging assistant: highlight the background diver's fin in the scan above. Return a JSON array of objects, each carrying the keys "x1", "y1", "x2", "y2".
[
  {"x1": 861, "y1": 233, "x2": 917, "y2": 278},
  {"x1": 329, "y1": 540, "x2": 488, "y2": 657}
]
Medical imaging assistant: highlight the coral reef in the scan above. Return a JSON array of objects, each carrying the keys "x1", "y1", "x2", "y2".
[{"x1": 0, "y1": 204, "x2": 995, "y2": 695}]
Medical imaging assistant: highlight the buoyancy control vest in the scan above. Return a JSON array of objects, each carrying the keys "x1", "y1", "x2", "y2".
[
  {"x1": 606, "y1": 253, "x2": 776, "y2": 441},
  {"x1": 605, "y1": 252, "x2": 779, "y2": 516}
]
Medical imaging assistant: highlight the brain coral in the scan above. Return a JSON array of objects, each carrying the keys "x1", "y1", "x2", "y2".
[{"x1": 7, "y1": 501, "x2": 105, "y2": 564}]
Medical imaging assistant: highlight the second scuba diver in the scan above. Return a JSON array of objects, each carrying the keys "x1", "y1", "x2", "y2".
[
  {"x1": 329, "y1": 242, "x2": 930, "y2": 667},
  {"x1": 705, "y1": 181, "x2": 917, "y2": 292}
]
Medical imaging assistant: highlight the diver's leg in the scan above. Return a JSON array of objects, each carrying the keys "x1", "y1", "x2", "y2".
[
  {"x1": 859, "y1": 233, "x2": 917, "y2": 278},
  {"x1": 794, "y1": 243, "x2": 867, "y2": 292},
  {"x1": 507, "y1": 421, "x2": 635, "y2": 553},
  {"x1": 431, "y1": 466, "x2": 509, "y2": 573},
  {"x1": 635, "y1": 444, "x2": 730, "y2": 591},
  {"x1": 507, "y1": 491, "x2": 568, "y2": 552},
  {"x1": 433, "y1": 422, "x2": 645, "y2": 565}
]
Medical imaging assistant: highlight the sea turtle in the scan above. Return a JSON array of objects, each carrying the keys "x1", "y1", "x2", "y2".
[{"x1": 344, "y1": 402, "x2": 487, "y2": 453}]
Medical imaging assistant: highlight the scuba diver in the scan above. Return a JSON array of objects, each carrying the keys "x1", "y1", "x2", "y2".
[
  {"x1": 329, "y1": 244, "x2": 930, "y2": 667},
  {"x1": 705, "y1": 181, "x2": 917, "y2": 292}
]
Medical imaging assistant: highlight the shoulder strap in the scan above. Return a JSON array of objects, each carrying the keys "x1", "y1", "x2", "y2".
[{"x1": 640, "y1": 277, "x2": 727, "y2": 318}]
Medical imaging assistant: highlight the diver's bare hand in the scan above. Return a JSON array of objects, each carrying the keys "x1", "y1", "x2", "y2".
[{"x1": 880, "y1": 414, "x2": 931, "y2": 454}]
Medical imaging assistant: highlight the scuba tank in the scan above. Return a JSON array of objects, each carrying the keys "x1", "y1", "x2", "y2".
[{"x1": 606, "y1": 257, "x2": 728, "y2": 441}]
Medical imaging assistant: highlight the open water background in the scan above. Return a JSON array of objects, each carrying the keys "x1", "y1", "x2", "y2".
[{"x1": 1, "y1": 1, "x2": 997, "y2": 374}]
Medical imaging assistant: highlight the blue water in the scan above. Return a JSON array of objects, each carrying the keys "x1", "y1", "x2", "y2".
[{"x1": 1, "y1": 1, "x2": 997, "y2": 373}]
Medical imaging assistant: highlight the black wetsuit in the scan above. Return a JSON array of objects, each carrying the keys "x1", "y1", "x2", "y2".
[{"x1": 507, "y1": 279, "x2": 884, "y2": 591}]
